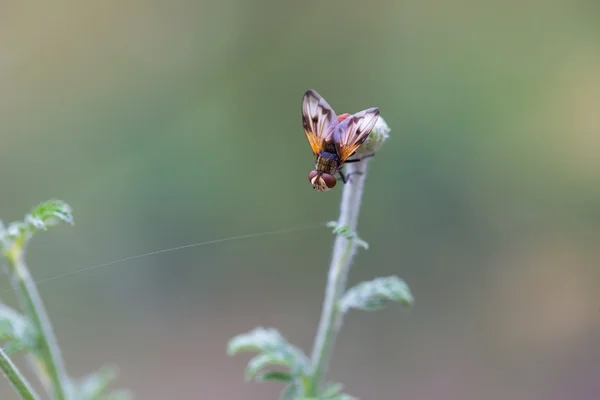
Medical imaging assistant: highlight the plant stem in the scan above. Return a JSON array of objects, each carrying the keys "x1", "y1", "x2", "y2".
[
  {"x1": 0, "y1": 347, "x2": 40, "y2": 400},
  {"x1": 6, "y1": 242, "x2": 69, "y2": 400},
  {"x1": 306, "y1": 159, "x2": 370, "y2": 396}
]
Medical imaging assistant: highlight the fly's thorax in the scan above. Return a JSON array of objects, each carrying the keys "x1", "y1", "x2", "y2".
[{"x1": 315, "y1": 151, "x2": 340, "y2": 175}]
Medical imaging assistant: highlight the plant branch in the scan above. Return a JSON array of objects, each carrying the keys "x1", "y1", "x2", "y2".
[
  {"x1": 306, "y1": 159, "x2": 371, "y2": 396},
  {"x1": 0, "y1": 347, "x2": 40, "y2": 400},
  {"x1": 6, "y1": 241, "x2": 69, "y2": 400}
]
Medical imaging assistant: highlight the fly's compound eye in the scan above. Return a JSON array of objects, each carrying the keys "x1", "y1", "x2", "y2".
[
  {"x1": 321, "y1": 173, "x2": 337, "y2": 189},
  {"x1": 308, "y1": 170, "x2": 319, "y2": 184}
]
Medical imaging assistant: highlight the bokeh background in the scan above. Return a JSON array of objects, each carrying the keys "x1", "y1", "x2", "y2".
[{"x1": 1, "y1": 1, "x2": 600, "y2": 399}]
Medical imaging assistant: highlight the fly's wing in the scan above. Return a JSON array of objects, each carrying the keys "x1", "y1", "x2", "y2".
[
  {"x1": 302, "y1": 89, "x2": 338, "y2": 156},
  {"x1": 333, "y1": 107, "x2": 380, "y2": 163}
]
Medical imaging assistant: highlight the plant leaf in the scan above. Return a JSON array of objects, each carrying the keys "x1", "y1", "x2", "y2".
[
  {"x1": 0, "y1": 304, "x2": 32, "y2": 352},
  {"x1": 2, "y1": 341, "x2": 28, "y2": 355},
  {"x1": 326, "y1": 222, "x2": 368, "y2": 249},
  {"x1": 228, "y1": 327, "x2": 309, "y2": 376},
  {"x1": 255, "y1": 371, "x2": 294, "y2": 383},
  {"x1": 321, "y1": 382, "x2": 344, "y2": 397},
  {"x1": 280, "y1": 383, "x2": 299, "y2": 400},
  {"x1": 72, "y1": 364, "x2": 126, "y2": 400},
  {"x1": 339, "y1": 276, "x2": 414, "y2": 313},
  {"x1": 26, "y1": 200, "x2": 74, "y2": 229},
  {"x1": 245, "y1": 353, "x2": 291, "y2": 381},
  {"x1": 319, "y1": 382, "x2": 358, "y2": 400},
  {"x1": 329, "y1": 394, "x2": 358, "y2": 400},
  {"x1": 99, "y1": 390, "x2": 132, "y2": 400},
  {"x1": 227, "y1": 327, "x2": 287, "y2": 355},
  {"x1": 1, "y1": 200, "x2": 73, "y2": 247}
]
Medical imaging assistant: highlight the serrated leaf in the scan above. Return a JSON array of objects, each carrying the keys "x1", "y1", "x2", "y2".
[
  {"x1": 321, "y1": 382, "x2": 344, "y2": 397},
  {"x1": 0, "y1": 304, "x2": 30, "y2": 344},
  {"x1": 328, "y1": 394, "x2": 358, "y2": 400},
  {"x1": 326, "y1": 222, "x2": 368, "y2": 249},
  {"x1": 0, "y1": 221, "x2": 27, "y2": 248},
  {"x1": 316, "y1": 382, "x2": 359, "y2": 400},
  {"x1": 73, "y1": 364, "x2": 121, "y2": 400},
  {"x1": 27, "y1": 200, "x2": 74, "y2": 229},
  {"x1": 228, "y1": 327, "x2": 309, "y2": 376},
  {"x1": 227, "y1": 327, "x2": 286, "y2": 355},
  {"x1": 339, "y1": 276, "x2": 414, "y2": 313},
  {"x1": 99, "y1": 389, "x2": 133, "y2": 400},
  {"x1": 1, "y1": 200, "x2": 73, "y2": 247},
  {"x1": 245, "y1": 353, "x2": 291, "y2": 381},
  {"x1": 256, "y1": 371, "x2": 294, "y2": 383},
  {"x1": 2, "y1": 341, "x2": 27, "y2": 355},
  {"x1": 280, "y1": 383, "x2": 299, "y2": 400}
]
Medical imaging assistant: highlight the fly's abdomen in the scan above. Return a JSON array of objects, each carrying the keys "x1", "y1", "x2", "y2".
[{"x1": 315, "y1": 152, "x2": 339, "y2": 175}]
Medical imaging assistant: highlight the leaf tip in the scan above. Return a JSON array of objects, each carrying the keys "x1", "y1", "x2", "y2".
[{"x1": 339, "y1": 276, "x2": 414, "y2": 313}]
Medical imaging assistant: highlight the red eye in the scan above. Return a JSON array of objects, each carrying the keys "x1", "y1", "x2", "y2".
[
  {"x1": 308, "y1": 170, "x2": 319, "y2": 182},
  {"x1": 321, "y1": 173, "x2": 337, "y2": 189}
]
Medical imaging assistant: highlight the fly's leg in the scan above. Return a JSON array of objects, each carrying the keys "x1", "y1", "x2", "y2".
[
  {"x1": 344, "y1": 153, "x2": 376, "y2": 164},
  {"x1": 338, "y1": 169, "x2": 364, "y2": 184},
  {"x1": 339, "y1": 153, "x2": 375, "y2": 184}
]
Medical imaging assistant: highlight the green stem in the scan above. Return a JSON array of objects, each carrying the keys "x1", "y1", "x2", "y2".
[
  {"x1": 306, "y1": 159, "x2": 370, "y2": 396},
  {"x1": 0, "y1": 347, "x2": 40, "y2": 400},
  {"x1": 7, "y1": 242, "x2": 69, "y2": 400}
]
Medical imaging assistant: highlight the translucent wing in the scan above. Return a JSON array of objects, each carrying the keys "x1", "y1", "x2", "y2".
[
  {"x1": 302, "y1": 89, "x2": 338, "y2": 156},
  {"x1": 333, "y1": 107, "x2": 380, "y2": 163}
]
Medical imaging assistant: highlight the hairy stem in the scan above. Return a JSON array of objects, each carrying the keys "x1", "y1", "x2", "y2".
[
  {"x1": 306, "y1": 159, "x2": 370, "y2": 396},
  {"x1": 6, "y1": 242, "x2": 68, "y2": 400},
  {"x1": 0, "y1": 348, "x2": 40, "y2": 400}
]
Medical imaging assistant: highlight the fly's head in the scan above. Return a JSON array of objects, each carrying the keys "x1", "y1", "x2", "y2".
[{"x1": 308, "y1": 170, "x2": 336, "y2": 192}]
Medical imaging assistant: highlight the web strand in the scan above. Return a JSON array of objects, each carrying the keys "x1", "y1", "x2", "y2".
[{"x1": 1, "y1": 221, "x2": 327, "y2": 293}]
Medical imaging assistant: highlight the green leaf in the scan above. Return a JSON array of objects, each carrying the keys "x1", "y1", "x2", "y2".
[
  {"x1": 0, "y1": 221, "x2": 28, "y2": 248},
  {"x1": 2, "y1": 341, "x2": 27, "y2": 355},
  {"x1": 328, "y1": 394, "x2": 358, "y2": 400},
  {"x1": 321, "y1": 382, "x2": 344, "y2": 397},
  {"x1": 326, "y1": 222, "x2": 368, "y2": 249},
  {"x1": 0, "y1": 304, "x2": 31, "y2": 350},
  {"x1": 280, "y1": 383, "x2": 299, "y2": 400},
  {"x1": 319, "y1": 382, "x2": 358, "y2": 400},
  {"x1": 1, "y1": 200, "x2": 73, "y2": 248},
  {"x1": 228, "y1": 327, "x2": 309, "y2": 377},
  {"x1": 99, "y1": 390, "x2": 132, "y2": 400},
  {"x1": 245, "y1": 353, "x2": 291, "y2": 381},
  {"x1": 293, "y1": 383, "x2": 358, "y2": 400},
  {"x1": 255, "y1": 371, "x2": 294, "y2": 383},
  {"x1": 27, "y1": 200, "x2": 74, "y2": 229},
  {"x1": 72, "y1": 364, "x2": 127, "y2": 400},
  {"x1": 339, "y1": 276, "x2": 414, "y2": 313},
  {"x1": 227, "y1": 327, "x2": 285, "y2": 355}
]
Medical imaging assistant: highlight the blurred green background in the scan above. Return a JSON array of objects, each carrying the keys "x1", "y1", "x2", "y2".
[{"x1": 1, "y1": 1, "x2": 600, "y2": 399}]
